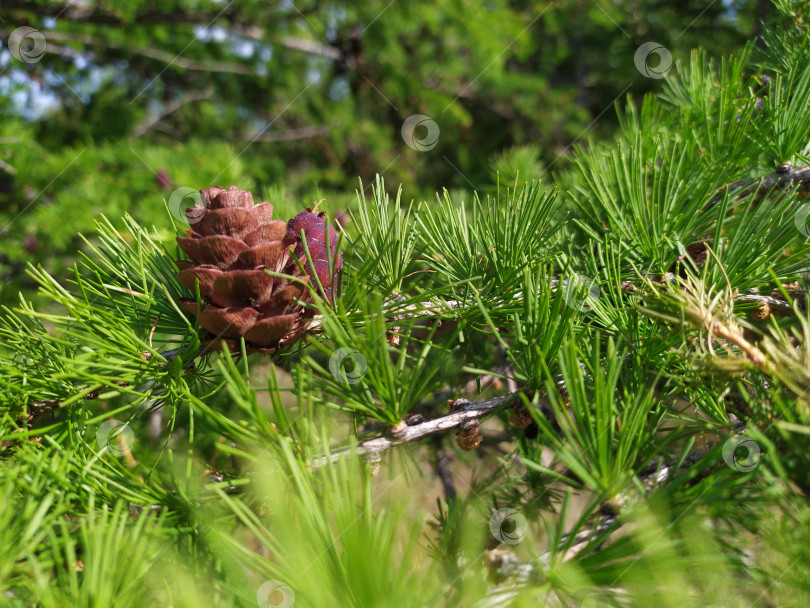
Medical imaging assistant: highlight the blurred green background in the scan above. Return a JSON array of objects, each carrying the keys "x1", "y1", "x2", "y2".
[{"x1": 1, "y1": 0, "x2": 764, "y2": 303}]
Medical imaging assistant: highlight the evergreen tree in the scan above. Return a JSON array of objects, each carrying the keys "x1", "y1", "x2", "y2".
[{"x1": 2, "y1": 1, "x2": 810, "y2": 607}]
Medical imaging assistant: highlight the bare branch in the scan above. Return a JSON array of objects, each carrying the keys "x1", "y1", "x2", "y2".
[
  {"x1": 728, "y1": 164, "x2": 810, "y2": 200},
  {"x1": 36, "y1": 31, "x2": 257, "y2": 75},
  {"x1": 312, "y1": 391, "x2": 523, "y2": 467},
  {"x1": 4, "y1": 2, "x2": 343, "y2": 62},
  {"x1": 133, "y1": 89, "x2": 215, "y2": 137},
  {"x1": 3, "y1": 1, "x2": 300, "y2": 28},
  {"x1": 246, "y1": 125, "x2": 331, "y2": 143},
  {"x1": 0, "y1": 159, "x2": 17, "y2": 175},
  {"x1": 735, "y1": 292, "x2": 797, "y2": 314},
  {"x1": 433, "y1": 441, "x2": 457, "y2": 501},
  {"x1": 278, "y1": 37, "x2": 342, "y2": 61}
]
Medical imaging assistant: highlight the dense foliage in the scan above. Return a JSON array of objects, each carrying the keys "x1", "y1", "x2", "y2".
[
  {"x1": 3, "y1": 1, "x2": 810, "y2": 607},
  {"x1": 1, "y1": 0, "x2": 762, "y2": 303}
]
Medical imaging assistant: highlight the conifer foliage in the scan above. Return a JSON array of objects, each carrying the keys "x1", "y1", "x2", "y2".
[{"x1": 3, "y1": 3, "x2": 810, "y2": 607}]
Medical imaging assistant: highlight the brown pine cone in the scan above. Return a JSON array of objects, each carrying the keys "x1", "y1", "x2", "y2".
[
  {"x1": 509, "y1": 405, "x2": 533, "y2": 428},
  {"x1": 457, "y1": 421, "x2": 483, "y2": 451},
  {"x1": 175, "y1": 186, "x2": 341, "y2": 352}
]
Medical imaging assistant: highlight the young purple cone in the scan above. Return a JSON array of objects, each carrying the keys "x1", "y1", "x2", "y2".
[{"x1": 175, "y1": 186, "x2": 342, "y2": 352}]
